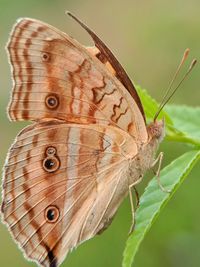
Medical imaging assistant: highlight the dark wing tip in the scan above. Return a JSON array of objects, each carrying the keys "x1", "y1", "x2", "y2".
[{"x1": 66, "y1": 11, "x2": 146, "y2": 124}]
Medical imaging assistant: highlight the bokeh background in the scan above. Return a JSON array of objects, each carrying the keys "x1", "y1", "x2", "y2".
[{"x1": 0, "y1": 1, "x2": 200, "y2": 266}]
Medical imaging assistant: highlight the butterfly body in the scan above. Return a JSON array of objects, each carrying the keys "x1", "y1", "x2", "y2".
[{"x1": 1, "y1": 15, "x2": 164, "y2": 267}]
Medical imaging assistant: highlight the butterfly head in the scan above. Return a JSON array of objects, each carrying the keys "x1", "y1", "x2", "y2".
[
  {"x1": 148, "y1": 52, "x2": 197, "y2": 145},
  {"x1": 147, "y1": 118, "x2": 165, "y2": 143}
]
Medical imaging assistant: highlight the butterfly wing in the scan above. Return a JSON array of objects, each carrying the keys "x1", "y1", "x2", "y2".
[
  {"x1": 4, "y1": 16, "x2": 149, "y2": 266},
  {"x1": 67, "y1": 12, "x2": 146, "y2": 123},
  {"x1": 1, "y1": 121, "x2": 137, "y2": 267},
  {"x1": 7, "y1": 18, "x2": 147, "y2": 143}
]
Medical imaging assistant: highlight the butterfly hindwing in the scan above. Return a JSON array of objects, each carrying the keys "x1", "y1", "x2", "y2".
[{"x1": 1, "y1": 121, "x2": 137, "y2": 267}]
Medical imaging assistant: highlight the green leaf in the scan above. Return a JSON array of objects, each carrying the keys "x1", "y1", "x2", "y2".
[
  {"x1": 136, "y1": 86, "x2": 200, "y2": 146},
  {"x1": 136, "y1": 86, "x2": 173, "y2": 125},
  {"x1": 122, "y1": 150, "x2": 200, "y2": 267},
  {"x1": 166, "y1": 105, "x2": 200, "y2": 146}
]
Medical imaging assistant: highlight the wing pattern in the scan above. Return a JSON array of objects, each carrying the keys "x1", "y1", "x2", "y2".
[
  {"x1": 2, "y1": 16, "x2": 148, "y2": 267},
  {"x1": 7, "y1": 18, "x2": 147, "y2": 143},
  {"x1": 2, "y1": 121, "x2": 136, "y2": 266}
]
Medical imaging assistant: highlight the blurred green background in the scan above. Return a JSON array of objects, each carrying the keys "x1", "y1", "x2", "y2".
[{"x1": 0, "y1": 0, "x2": 200, "y2": 266}]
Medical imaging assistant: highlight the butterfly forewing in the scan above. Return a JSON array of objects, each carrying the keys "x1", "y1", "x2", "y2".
[{"x1": 7, "y1": 18, "x2": 147, "y2": 143}]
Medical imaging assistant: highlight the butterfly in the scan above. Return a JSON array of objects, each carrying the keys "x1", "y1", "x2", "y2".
[{"x1": 1, "y1": 12, "x2": 166, "y2": 267}]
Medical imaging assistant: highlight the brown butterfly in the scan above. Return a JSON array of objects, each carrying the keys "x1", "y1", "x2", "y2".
[{"x1": 1, "y1": 12, "x2": 189, "y2": 267}]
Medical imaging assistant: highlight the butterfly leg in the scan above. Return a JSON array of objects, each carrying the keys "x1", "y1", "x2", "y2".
[
  {"x1": 128, "y1": 182, "x2": 141, "y2": 235},
  {"x1": 133, "y1": 186, "x2": 140, "y2": 208},
  {"x1": 152, "y1": 152, "x2": 171, "y2": 193}
]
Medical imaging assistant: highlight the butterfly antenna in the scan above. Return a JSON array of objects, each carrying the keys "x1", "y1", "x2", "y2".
[
  {"x1": 158, "y1": 49, "x2": 190, "y2": 107},
  {"x1": 154, "y1": 49, "x2": 196, "y2": 121}
]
